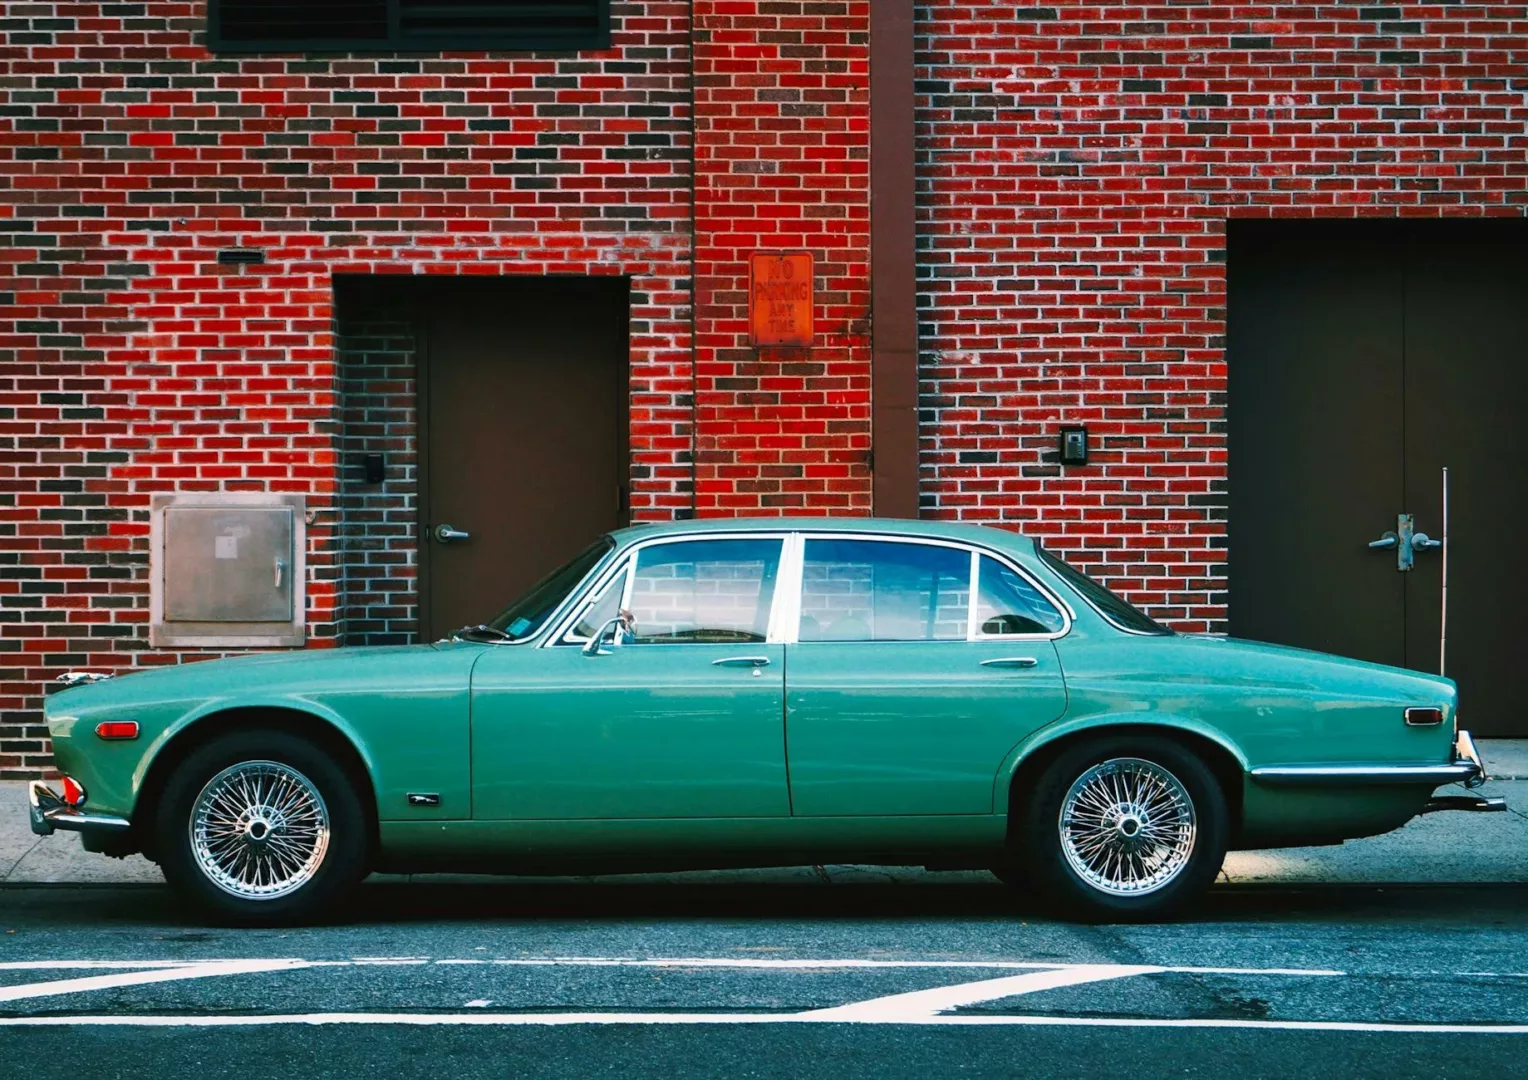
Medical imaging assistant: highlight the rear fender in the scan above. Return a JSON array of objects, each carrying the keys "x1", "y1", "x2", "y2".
[{"x1": 994, "y1": 713, "x2": 1249, "y2": 812}]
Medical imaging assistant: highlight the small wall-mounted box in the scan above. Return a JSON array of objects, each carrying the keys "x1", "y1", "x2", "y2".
[{"x1": 150, "y1": 493, "x2": 307, "y2": 648}]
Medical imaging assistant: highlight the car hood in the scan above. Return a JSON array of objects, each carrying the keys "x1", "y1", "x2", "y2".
[{"x1": 46, "y1": 642, "x2": 484, "y2": 712}]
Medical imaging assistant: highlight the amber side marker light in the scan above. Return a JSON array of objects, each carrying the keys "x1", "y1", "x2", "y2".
[
  {"x1": 1404, "y1": 707, "x2": 1444, "y2": 727},
  {"x1": 95, "y1": 721, "x2": 139, "y2": 740}
]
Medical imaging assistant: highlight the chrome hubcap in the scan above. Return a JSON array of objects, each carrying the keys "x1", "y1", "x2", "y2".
[
  {"x1": 190, "y1": 761, "x2": 330, "y2": 900},
  {"x1": 1059, "y1": 757, "x2": 1196, "y2": 897}
]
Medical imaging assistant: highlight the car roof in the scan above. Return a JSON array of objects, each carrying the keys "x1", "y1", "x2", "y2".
[{"x1": 608, "y1": 517, "x2": 1038, "y2": 555}]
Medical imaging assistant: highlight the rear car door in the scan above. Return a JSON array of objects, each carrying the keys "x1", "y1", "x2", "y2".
[
  {"x1": 470, "y1": 535, "x2": 791, "y2": 820},
  {"x1": 784, "y1": 536, "x2": 1070, "y2": 816}
]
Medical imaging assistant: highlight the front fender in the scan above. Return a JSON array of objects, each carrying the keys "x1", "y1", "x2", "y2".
[
  {"x1": 992, "y1": 712, "x2": 1250, "y2": 813},
  {"x1": 130, "y1": 695, "x2": 377, "y2": 810}
]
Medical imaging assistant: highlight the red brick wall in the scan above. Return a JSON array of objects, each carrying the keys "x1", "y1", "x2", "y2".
[
  {"x1": 0, "y1": 1, "x2": 695, "y2": 776},
  {"x1": 691, "y1": 0, "x2": 872, "y2": 514},
  {"x1": 916, "y1": 1, "x2": 1528, "y2": 632}
]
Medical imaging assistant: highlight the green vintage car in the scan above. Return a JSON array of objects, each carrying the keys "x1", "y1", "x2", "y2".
[{"x1": 30, "y1": 518, "x2": 1501, "y2": 923}]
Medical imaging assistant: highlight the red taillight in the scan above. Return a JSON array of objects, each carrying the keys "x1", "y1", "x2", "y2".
[
  {"x1": 1405, "y1": 707, "x2": 1444, "y2": 727},
  {"x1": 60, "y1": 776, "x2": 87, "y2": 807},
  {"x1": 95, "y1": 721, "x2": 140, "y2": 740}
]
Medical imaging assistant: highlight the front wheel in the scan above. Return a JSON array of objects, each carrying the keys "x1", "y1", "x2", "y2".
[
  {"x1": 154, "y1": 730, "x2": 369, "y2": 925},
  {"x1": 1016, "y1": 736, "x2": 1228, "y2": 922}
]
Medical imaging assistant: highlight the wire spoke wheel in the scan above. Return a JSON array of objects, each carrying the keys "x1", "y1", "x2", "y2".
[
  {"x1": 189, "y1": 760, "x2": 330, "y2": 901},
  {"x1": 1058, "y1": 757, "x2": 1196, "y2": 898}
]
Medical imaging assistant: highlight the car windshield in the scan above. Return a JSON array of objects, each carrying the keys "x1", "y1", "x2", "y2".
[
  {"x1": 485, "y1": 539, "x2": 614, "y2": 641},
  {"x1": 1037, "y1": 547, "x2": 1172, "y2": 636}
]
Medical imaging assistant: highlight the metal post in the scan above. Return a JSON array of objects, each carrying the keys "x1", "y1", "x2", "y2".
[{"x1": 1440, "y1": 466, "x2": 1449, "y2": 677}]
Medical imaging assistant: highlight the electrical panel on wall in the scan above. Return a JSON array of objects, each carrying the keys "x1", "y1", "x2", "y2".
[{"x1": 150, "y1": 494, "x2": 307, "y2": 648}]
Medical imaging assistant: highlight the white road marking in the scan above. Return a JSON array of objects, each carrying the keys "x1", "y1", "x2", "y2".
[
  {"x1": 0, "y1": 1012, "x2": 1524, "y2": 1033},
  {"x1": 0, "y1": 959, "x2": 313, "y2": 1004},
  {"x1": 800, "y1": 964, "x2": 1162, "y2": 1022},
  {"x1": 0, "y1": 961, "x2": 197, "y2": 971},
  {"x1": 0, "y1": 955, "x2": 1517, "y2": 1032},
  {"x1": 0, "y1": 956, "x2": 1347, "y2": 977},
  {"x1": 471, "y1": 957, "x2": 1346, "y2": 977}
]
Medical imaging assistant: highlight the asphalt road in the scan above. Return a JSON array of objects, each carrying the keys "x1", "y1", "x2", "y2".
[{"x1": 3, "y1": 878, "x2": 1528, "y2": 1079}]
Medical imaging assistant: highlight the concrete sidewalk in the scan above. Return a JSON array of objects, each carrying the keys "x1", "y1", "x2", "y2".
[{"x1": 5, "y1": 741, "x2": 1528, "y2": 889}]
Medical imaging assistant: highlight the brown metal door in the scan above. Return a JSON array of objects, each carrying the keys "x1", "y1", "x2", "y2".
[
  {"x1": 1402, "y1": 222, "x2": 1528, "y2": 735},
  {"x1": 421, "y1": 277, "x2": 628, "y2": 640},
  {"x1": 1227, "y1": 223, "x2": 1408, "y2": 666}
]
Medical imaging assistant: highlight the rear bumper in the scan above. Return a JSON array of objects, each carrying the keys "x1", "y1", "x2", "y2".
[
  {"x1": 1249, "y1": 729, "x2": 1492, "y2": 790},
  {"x1": 27, "y1": 779, "x2": 132, "y2": 838}
]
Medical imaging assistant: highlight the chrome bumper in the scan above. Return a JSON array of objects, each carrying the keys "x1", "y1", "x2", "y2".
[
  {"x1": 1250, "y1": 729, "x2": 1494, "y2": 791},
  {"x1": 27, "y1": 780, "x2": 132, "y2": 838}
]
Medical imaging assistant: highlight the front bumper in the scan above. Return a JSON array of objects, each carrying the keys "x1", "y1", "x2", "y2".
[{"x1": 27, "y1": 779, "x2": 132, "y2": 838}]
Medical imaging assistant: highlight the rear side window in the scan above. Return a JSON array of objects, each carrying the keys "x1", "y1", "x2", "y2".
[
  {"x1": 625, "y1": 538, "x2": 783, "y2": 644},
  {"x1": 1037, "y1": 547, "x2": 1172, "y2": 636},
  {"x1": 799, "y1": 540, "x2": 970, "y2": 642},
  {"x1": 975, "y1": 556, "x2": 1065, "y2": 636}
]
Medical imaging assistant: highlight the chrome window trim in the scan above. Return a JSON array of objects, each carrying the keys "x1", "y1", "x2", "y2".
[
  {"x1": 554, "y1": 554, "x2": 633, "y2": 646},
  {"x1": 540, "y1": 532, "x2": 793, "y2": 648},
  {"x1": 790, "y1": 532, "x2": 1071, "y2": 645}
]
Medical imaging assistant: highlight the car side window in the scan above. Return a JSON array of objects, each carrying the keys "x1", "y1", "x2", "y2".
[
  {"x1": 625, "y1": 538, "x2": 783, "y2": 645},
  {"x1": 975, "y1": 555, "x2": 1065, "y2": 636},
  {"x1": 799, "y1": 539, "x2": 970, "y2": 642}
]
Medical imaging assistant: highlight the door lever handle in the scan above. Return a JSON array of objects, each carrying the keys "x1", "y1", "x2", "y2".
[
  {"x1": 1412, "y1": 532, "x2": 1441, "y2": 551},
  {"x1": 1368, "y1": 532, "x2": 1398, "y2": 550},
  {"x1": 981, "y1": 657, "x2": 1039, "y2": 669},
  {"x1": 712, "y1": 656, "x2": 771, "y2": 668},
  {"x1": 434, "y1": 524, "x2": 470, "y2": 544}
]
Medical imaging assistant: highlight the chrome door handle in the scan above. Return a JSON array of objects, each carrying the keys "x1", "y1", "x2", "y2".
[
  {"x1": 434, "y1": 524, "x2": 470, "y2": 544},
  {"x1": 712, "y1": 656, "x2": 771, "y2": 668},
  {"x1": 1368, "y1": 532, "x2": 1398, "y2": 550},
  {"x1": 981, "y1": 657, "x2": 1039, "y2": 669},
  {"x1": 1413, "y1": 532, "x2": 1441, "y2": 551}
]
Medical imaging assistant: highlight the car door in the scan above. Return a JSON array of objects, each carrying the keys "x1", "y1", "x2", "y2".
[
  {"x1": 784, "y1": 536, "x2": 1070, "y2": 816},
  {"x1": 469, "y1": 534, "x2": 791, "y2": 820}
]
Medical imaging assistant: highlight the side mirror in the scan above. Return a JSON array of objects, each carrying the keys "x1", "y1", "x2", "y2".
[{"x1": 582, "y1": 611, "x2": 634, "y2": 657}]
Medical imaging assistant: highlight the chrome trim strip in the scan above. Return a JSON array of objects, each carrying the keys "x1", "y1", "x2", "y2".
[
  {"x1": 1250, "y1": 763, "x2": 1479, "y2": 785},
  {"x1": 27, "y1": 780, "x2": 132, "y2": 838}
]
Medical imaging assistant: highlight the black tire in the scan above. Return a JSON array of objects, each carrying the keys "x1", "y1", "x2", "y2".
[
  {"x1": 154, "y1": 730, "x2": 369, "y2": 926},
  {"x1": 1016, "y1": 735, "x2": 1227, "y2": 922}
]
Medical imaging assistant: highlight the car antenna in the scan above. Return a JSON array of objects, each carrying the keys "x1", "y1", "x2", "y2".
[{"x1": 1439, "y1": 466, "x2": 1449, "y2": 678}]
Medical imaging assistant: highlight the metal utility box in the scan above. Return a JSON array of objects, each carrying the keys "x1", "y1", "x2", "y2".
[{"x1": 150, "y1": 494, "x2": 307, "y2": 647}]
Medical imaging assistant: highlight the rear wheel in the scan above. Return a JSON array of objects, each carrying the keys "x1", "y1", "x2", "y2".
[
  {"x1": 155, "y1": 730, "x2": 369, "y2": 925},
  {"x1": 1017, "y1": 736, "x2": 1227, "y2": 922}
]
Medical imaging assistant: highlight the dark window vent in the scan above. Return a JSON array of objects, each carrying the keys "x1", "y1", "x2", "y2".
[
  {"x1": 217, "y1": 248, "x2": 267, "y2": 266},
  {"x1": 210, "y1": 0, "x2": 610, "y2": 53}
]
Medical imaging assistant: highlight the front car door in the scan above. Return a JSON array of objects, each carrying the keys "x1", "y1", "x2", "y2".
[
  {"x1": 470, "y1": 534, "x2": 791, "y2": 820},
  {"x1": 784, "y1": 535, "x2": 1071, "y2": 816}
]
